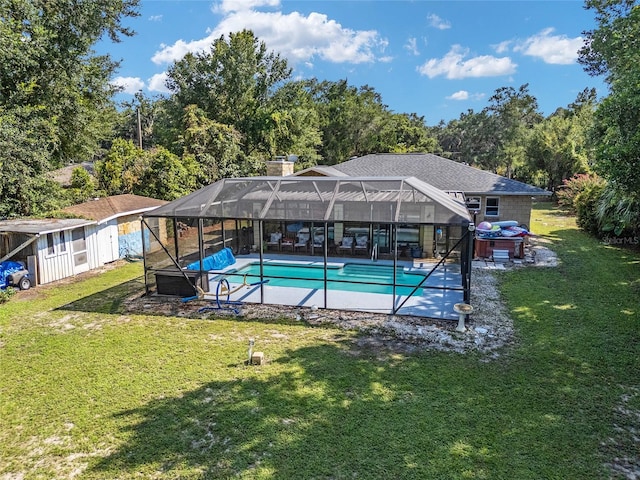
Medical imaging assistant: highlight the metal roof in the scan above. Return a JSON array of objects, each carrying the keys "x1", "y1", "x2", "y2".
[
  {"x1": 0, "y1": 218, "x2": 95, "y2": 235},
  {"x1": 297, "y1": 153, "x2": 551, "y2": 196},
  {"x1": 145, "y1": 176, "x2": 471, "y2": 224}
]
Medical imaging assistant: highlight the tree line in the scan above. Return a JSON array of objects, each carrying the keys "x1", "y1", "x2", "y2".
[{"x1": 1, "y1": 0, "x2": 637, "y2": 239}]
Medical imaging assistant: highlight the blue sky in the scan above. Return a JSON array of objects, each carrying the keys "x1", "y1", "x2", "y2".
[{"x1": 102, "y1": 0, "x2": 607, "y2": 125}]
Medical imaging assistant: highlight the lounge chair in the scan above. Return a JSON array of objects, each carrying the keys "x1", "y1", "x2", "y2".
[
  {"x1": 294, "y1": 231, "x2": 309, "y2": 252},
  {"x1": 337, "y1": 236, "x2": 354, "y2": 255},
  {"x1": 266, "y1": 232, "x2": 282, "y2": 251},
  {"x1": 310, "y1": 234, "x2": 324, "y2": 254},
  {"x1": 354, "y1": 234, "x2": 369, "y2": 255}
]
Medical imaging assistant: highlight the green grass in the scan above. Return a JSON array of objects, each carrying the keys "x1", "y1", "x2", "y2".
[{"x1": 1, "y1": 204, "x2": 638, "y2": 479}]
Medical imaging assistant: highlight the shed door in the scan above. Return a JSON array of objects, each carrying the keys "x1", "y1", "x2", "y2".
[{"x1": 71, "y1": 227, "x2": 90, "y2": 274}]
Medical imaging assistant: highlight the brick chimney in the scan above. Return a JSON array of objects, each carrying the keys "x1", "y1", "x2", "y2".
[{"x1": 266, "y1": 156, "x2": 295, "y2": 176}]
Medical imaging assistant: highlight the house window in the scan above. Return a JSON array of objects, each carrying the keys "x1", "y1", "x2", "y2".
[
  {"x1": 59, "y1": 230, "x2": 67, "y2": 253},
  {"x1": 485, "y1": 197, "x2": 500, "y2": 217},
  {"x1": 465, "y1": 196, "x2": 481, "y2": 212},
  {"x1": 46, "y1": 233, "x2": 55, "y2": 255}
]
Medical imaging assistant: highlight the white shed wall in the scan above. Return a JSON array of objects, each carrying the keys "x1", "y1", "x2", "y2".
[
  {"x1": 95, "y1": 221, "x2": 119, "y2": 264},
  {"x1": 36, "y1": 235, "x2": 74, "y2": 285},
  {"x1": 84, "y1": 224, "x2": 102, "y2": 270},
  {"x1": 35, "y1": 225, "x2": 109, "y2": 285}
]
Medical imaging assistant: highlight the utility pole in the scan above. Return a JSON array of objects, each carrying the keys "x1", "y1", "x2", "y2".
[{"x1": 136, "y1": 108, "x2": 143, "y2": 149}]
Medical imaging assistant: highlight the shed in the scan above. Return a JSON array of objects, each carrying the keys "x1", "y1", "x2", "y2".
[
  {"x1": 0, "y1": 194, "x2": 167, "y2": 286},
  {"x1": 0, "y1": 218, "x2": 98, "y2": 285}
]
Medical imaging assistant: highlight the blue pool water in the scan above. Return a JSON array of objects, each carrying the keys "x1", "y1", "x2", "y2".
[{"x1": 225, "y1": 262, "x2": 427, "y2": 296}]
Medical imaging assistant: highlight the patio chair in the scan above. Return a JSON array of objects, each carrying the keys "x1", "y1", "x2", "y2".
[
  {"x1": 337, "y1": 236, "x2": 354, "y2": 255},
  {"x1": 310, "y1": 233, "x2": 324, "y2": 254},
  {"x1": 354, "y1": 234, "x2": 369, "y2": 255},
  {"x1": 294, "y1": 231, "x2": 309, "y2": 252},
  {"x1": 266, "y1": 231, "x2": 282, "y2": 251}
]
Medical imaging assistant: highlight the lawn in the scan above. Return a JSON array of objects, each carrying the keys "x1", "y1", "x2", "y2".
[{"x1": 1, "y1": 203, "x2": 638, "y2": 479}]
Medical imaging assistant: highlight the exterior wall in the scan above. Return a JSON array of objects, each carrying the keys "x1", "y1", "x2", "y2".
[
  {"x1": 36, "y1": 225, "x2": 103, "y2": 285},
  {"x1": 36, "y1": 234, "x2": 74, "y2": 285},
  {"x1": 496, "y1": 196, "x2": 534, "y2": 228},
  {"x1": 469, "y1": 195, "x2": 533, "y2": 228},
  {"x1": 84, "y1": 225, "x2": 102, "y2": 271},
  {"x1": 96, "y1": 220, "x2": 119, "y2": 264},
  {"x1": 117, "y1": 214, "x2": 145, "y2": 257}
]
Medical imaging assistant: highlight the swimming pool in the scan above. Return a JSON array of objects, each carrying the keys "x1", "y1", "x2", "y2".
[{"x1": 223, "y1": 261, "x2": 427, "y2": 296}]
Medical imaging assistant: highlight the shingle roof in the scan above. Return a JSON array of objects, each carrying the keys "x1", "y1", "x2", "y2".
[
  {"x1": 61, "y1": 194, "x2": 167, "y2": 224},
  {"x1": 301, "y1": 153, "x2": 550, "y2": 196}
]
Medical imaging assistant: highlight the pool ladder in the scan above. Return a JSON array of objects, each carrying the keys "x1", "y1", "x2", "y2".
[{"x1": 371, "y1": 243, "x2": 378, "y2": 262}]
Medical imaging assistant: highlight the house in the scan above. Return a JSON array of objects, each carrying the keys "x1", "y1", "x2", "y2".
[
  {"x1": 289, "y1": 153, "x2": 550, "y2": 229},
  {"x1": 0, "y1": 194, "x2": 166, "y2": 286}
]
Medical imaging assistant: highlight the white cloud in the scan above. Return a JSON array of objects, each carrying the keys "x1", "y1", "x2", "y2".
[
  {"x1": 148, "y1": 72, "x2": 170, "y2": 93},
  {"x1": 111, "y1": 76, "x2": 145, "y2": 94},
  {"x1": 152, "y1": 6, "x2": 387, "y2": 66},
  {"x1": 447, "y1": 90, "x2": 468, "y2": 100},
  {"x1": 446, "y1": 90, "x2": 486, "y2": 101},
  {"x1": 427, "y1": 13, "x2": 451, "y2": 30},
  {"x1": 493, "y1": 40, "x2": 511, "y2": 54},
  {"x1": 405, "y1": 37, "x2": 419, "y2": 56},
  {"x1": 514, "y1": 28, "x2": 582, "y2": 65},
  {"x1": 417, "y1": 45, "x2": 517, "y2": 79},
  {"x1": 148, "y1": 15, "x2": 162, "y2": 22}
]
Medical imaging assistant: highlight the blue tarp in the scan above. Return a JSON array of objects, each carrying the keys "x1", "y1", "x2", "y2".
[
  {"x1": 1, "y1": 261, "x2": 25, "y2": 288},
  {"x1": 186, "y1": 247, "x2": 236, "y2": 271}
]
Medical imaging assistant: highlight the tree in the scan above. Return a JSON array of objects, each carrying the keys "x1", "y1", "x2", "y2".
[
  {"x1": 0, "y1": 106, "x2": 60, "y2": 216},
  {"x1": 523, "y1": 89, "x2": 595, "y2": 191},
  {"x1": 265, "y1": 81, "x2": 322, "y2": 170},
  {"x1": 179, "y1": 105, "x2": 246, "y2": 185},
  {"x1": 136, "y1": 148, "x2": 199, "y2": 201},
  {"x1": 166, "y1": 29, "x2": 291, "y2": 158},
  {"x1": 95, "y1": 139, "x2": 147, "y2": 195},
  {"x1": 0, "y1": 0, "x2": 140, "y2": 216},
  {"x1": 0, "y1": 0, "x2": 139, "y2": 163},
  {"x1": 115, "y1": 92, "x2": 162, "y2": 149},
  {"x1": 66, "y1": 167, "x2": 99, "y2": 204},
  {"x1": 309, "y1": 80, "x2": 397, "y2": 163},
  {"x1": 478, "y1": 85, "x2": 543, "y2": 178},
  {"x1": 387, "y1": 113, "x2": 439, "y2": 153},
  {"x1": 579, "y1": 0, "x2": 640, "y2": 234}
]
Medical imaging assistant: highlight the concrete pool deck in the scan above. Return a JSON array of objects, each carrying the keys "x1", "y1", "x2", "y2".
[{"x1": 203, "y1": 253, "x2": 464, "y2": 320}]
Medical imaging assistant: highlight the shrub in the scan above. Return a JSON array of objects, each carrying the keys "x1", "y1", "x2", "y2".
[
  {"x1": 557, "y1": 173, "x2": 605, "y2": 214},
  {"x1": 0, "y1": 287, "x2": 16, "y2": 304},
  {"x1": 597, "y1": 184, "x2": 640, "y2": 238},
  {"x1": 574, "y1": 181, "x2": 606, "y2": 236}
]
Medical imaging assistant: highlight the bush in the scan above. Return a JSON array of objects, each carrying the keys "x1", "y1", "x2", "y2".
[
  {"x1": 574, "y1": 181, "x2": 606, "y2": 236},
  {"x1": 597, "y1": 184, "x2": 640, "y2": 238},
  {"x1": 0, "y1": 287, "x2": 16, "y2": 304},
  {"x1": 556, "y1": 173, "x2": 604, "y2": 214}
]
